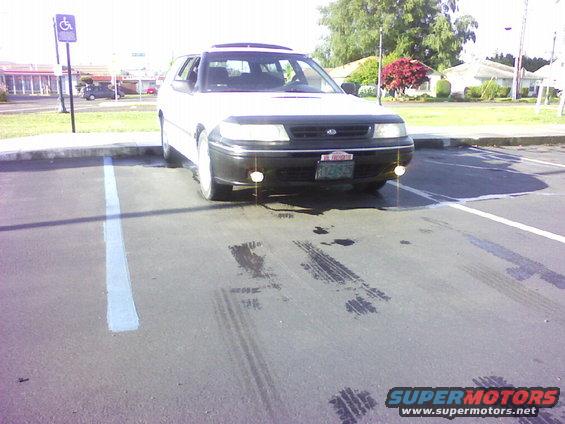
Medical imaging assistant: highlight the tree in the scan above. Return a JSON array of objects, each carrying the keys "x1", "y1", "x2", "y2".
[
  {"x1": 346, "y1": 54, "x2": 398, "y2": 85},
  {"x1": 314, "y1": 0, "x2": 477, "y2": 71},
  {"x1": 381, "y1": 58, "x2": 429, "y2": 96},
  {"x1": 486, "y1": 53, "x2": 549, "y2": 72}
]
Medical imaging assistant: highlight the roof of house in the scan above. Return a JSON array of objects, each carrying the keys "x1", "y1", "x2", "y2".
[
  {"x1": 443, "y1": 59, "x2": 538, "y2": 80},
  {"x1": 327, "y1": 57, "x2": 375, "y2": 79}
]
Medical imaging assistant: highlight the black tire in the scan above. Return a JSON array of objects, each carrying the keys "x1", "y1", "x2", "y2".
[
  {"x1": 197, "y1": 130, "x2": 232, "y2": 201},
  {"x1": 88, "y1": 94, "x2": 95, "y2": 100},
  {"x1": 160, "y1": 116, "x2": 174, "y2": 163},
  {"x1": 352, "y1": 180, "x2": 387, "y2": 193}
]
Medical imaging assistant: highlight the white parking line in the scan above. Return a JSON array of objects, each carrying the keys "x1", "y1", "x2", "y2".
[
  {"x1": 390, "y1": 181, "x2": 565, "y2": 244},
  {"x1": 470, "y1": 147, "x2": 565, "y2": 169},
  {"x1": 103, "y1": 157, "x2": 139, "y2": 332}
]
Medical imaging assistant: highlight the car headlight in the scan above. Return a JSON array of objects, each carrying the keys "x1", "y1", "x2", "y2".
[
  {"x1": 219, "y1": 122, "x2": 290, "y2": 141},
  {"x1": 373, "y1": 123, "x2": 407, "y2": 138}
]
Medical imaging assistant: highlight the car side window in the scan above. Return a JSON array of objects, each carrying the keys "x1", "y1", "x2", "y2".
[
  {"x1": 187, "y1": 57, "x2": 200, "y2": 86},
  {"x1": 176, "y1": 57, "x2": 195, "y2": 81}
]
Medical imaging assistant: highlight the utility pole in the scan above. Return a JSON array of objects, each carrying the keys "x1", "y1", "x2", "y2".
[
  {"x1": 511, "y1": 0, "x2": 528, "y2": 100},
  {"x1": 377, "y1": 27, "x2": 383, "y2": 106},
  {"x1": 52, "y1": 17, "x2": 67, "y2": 113}
]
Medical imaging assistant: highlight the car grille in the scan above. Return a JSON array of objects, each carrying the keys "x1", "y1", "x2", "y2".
[{"x1": 289, "y1": 125, "x2": 371, "y2": 139}]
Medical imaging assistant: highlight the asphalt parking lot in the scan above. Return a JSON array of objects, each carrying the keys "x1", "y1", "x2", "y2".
[{"x1": 1, "y1": 145, "x2": 564, "y2": 423}]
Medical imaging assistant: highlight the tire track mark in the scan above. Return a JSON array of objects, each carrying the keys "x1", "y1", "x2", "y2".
[
  {"x1": 214, "y1": 288, "x2": 286, "y2": 421},
  {"x1": 294, "y1": 241, "x2": 390, "y2": 316},
  {"x1": 229, "y1": 241, "x2": 273, "y2": 279},
  {"x1": 473, "y1": 376, "x2": 565, "y2": 424},
  {"x1": 460, "y1": 264, "x2": 565, "y2": 324},
  {"x1": 329, "y1": 387, "x2": 377, "y2": 424}
]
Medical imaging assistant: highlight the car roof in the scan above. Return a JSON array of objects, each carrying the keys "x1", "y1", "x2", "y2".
[{"x1": 180, "y1": 43, "x2": 306, "y2": 56}]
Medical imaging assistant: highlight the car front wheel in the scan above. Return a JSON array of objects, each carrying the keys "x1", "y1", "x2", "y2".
[
  {"x1": 160, "y1": 116, "x2": 174, "y2": 163},
  {"x1": 197, "y1": 130, "x2": 232, "y2": 201},
  {"x1": 88, "y1": 94, "x2": 95, "y2": 100}
]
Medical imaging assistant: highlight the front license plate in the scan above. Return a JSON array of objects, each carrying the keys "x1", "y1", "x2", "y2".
[{"x1": 315, "y1": 160, "x2": 354, "y2": 180}]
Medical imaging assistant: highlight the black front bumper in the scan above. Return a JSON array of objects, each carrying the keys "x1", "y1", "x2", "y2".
[{"x1": 208, "y1": 137, "x2": 414, "y2": 187}]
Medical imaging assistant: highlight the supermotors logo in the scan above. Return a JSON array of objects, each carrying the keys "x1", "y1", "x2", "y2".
[{"x1": 386, "y1": 387, "x2": 560, "y2": 420}]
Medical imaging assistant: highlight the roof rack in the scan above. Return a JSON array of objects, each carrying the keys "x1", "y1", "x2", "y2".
[{"x1": 211, "y1": 43, "x2": 293, "y2": 51}]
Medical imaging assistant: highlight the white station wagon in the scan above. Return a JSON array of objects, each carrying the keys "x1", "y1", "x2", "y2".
[{"x1": 157, "y1": 43, "x2": 413, "y2": 200}]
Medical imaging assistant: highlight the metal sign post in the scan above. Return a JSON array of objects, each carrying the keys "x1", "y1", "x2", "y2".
[
  {"x1": 52, "y1": 18, "x2": 67, "y2": 113},
  {"x1": 55, "y1": 14, "x2": 77, "y2": 132}
]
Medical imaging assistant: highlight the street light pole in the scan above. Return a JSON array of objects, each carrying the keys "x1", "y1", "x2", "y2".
[
  {"x1": 511, "y1": 0, "x2": 529, "y2": 100},
  {"x1": 52, "y1": 17, "x2": 67, "y2": 113}
]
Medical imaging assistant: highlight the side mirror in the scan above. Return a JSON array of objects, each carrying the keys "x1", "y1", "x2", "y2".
[
  {"x1": 341, "y1": 82, "x2": 358, "y2": 96},
  {"x1": 171, "y1": 80, "x2": 194, "y2": 93}
]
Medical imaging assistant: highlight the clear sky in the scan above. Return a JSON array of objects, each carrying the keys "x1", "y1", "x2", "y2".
[{"x1": 0, "y1": 0, "x2": 563, "y2": 71}]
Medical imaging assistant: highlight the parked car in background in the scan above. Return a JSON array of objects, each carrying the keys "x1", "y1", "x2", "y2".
[
  {"x1": 157, "y1": 43, "x2": 413, "y2": 200},
  {"x1": 83, "y1": 85, "x2": 125, "y2": 100},
  {"x1": 146, "y1": 86, "x2": 158, "y2": 95}
]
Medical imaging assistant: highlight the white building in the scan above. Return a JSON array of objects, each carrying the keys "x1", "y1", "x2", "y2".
[{"x1": 443, "y1": 59, "x2": 540, "y2": 95}]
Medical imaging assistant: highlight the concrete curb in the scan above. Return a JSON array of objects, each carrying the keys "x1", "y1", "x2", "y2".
[
  {"x1": 1, "y1": 132, "x2": 564, "y2": 161},
  {"x1": 413, "y1": 135, "x2": 565, "y2": 149},
  {"x1": 0, "y1": 144, "x2": 162, "y2": 161}
]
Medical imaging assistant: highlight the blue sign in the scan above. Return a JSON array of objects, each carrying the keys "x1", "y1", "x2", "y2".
[{"x1": 55, "y1": 14, "x2": 77, "y2": 42}]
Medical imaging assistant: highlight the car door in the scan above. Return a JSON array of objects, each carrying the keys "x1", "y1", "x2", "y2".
[{"x1": 165, "y1": 56, "x2": 200, "y2": 163}]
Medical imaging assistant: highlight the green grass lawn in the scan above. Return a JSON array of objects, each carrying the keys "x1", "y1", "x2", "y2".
[
  {"x1": 386, "y1": 105, "x2": 565, "y2": 126},
  {"x1": 0, "y1": 111, "x2": 159, "y2": 139},
  {"x1": 1, "y1": 105, "x2": 564, "y2": 140}
]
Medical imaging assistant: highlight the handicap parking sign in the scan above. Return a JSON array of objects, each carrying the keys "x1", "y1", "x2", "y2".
[{"x1": 55, "y1": 14, "x2": 77, "y2": 42}]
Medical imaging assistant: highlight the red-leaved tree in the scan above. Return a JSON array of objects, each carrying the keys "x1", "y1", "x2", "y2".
[{"x1": 381, "y1": 58, "x2": 429, "y2": 96}]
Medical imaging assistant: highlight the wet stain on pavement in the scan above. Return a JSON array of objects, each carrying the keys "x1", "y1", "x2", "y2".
[
  {"x1": 313, "y1": 226, "x2": 331, "y2": 235},
  {"x1": 467, "y1": 235, "x2": 565, "y2": 289},
  {"x1": 346, "y1": 296, "x2": 377, "y2": 315},
  {"x1": 321, "y1": 239, "x2": 356, "y2": 247},
  {"x1": 400, "y1": 240, "x2": 411, "y2": 245},
  {"x1": 329, "y1": 387, "x2": 377, "y2": 424},
  {"x1": 229, "y1": 241, "x2": 273, "y2": 279},
  {"x1": 419, "y1": 228, "x2": 433, "y2": 234}
]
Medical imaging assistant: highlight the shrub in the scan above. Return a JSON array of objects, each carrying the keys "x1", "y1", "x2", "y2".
[
  {"x1": 497, "y1": 86, "x2": 511, "y2": 98},
  {"x1": 358, "y1": 85, "x2": 377, "y2": 97},
  {"x1": 347, "y1": 58, "x2": 378, "y2": 86},
  {"x1": 80, "y1": 76, "x2": 94, "y2": 85},
  {"x1": 520, "y1": 87, "x2": 529, "y2": 98},
  {"x1": 436, "y1": 79, "x2": 451, "y2": 98},
  {"x1": 381, "y1": 58, "x2": 429, "y2": 96},
  {"x1": 465, "y1": 81, "x2": 510, "y2": 100},
  {"x1": 464, "y1": 86, "x2": 482, "y2": 99},
  {"x1": 0, "y1": 83, "x2": 7, "y2": 102}
]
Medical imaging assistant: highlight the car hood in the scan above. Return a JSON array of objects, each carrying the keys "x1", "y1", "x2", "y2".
[{"x1": 194, "y1": 92, "x2": 400, "y2": 129}]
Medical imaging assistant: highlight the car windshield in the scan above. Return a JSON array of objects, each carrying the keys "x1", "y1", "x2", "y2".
[{"x1": 202, "y1": 52, "x2": 341, "y2": 94}]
